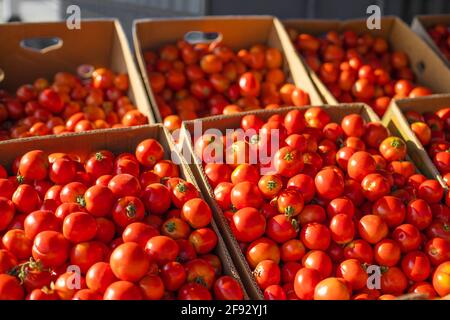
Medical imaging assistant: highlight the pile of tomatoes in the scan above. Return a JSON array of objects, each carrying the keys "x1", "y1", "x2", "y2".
[
  {"x1": 0, "y1": 67, "x2": 148, "y2": 141},
  {"x1": 195, "y1": 107, "x2": 450, "y2": 300},
  {"x1": 0, "y1": 138, "x2": 244, "y2": 300},
  {"x1": 405, "y1": 106, "x2": 450, "y2": 184},
  {"x1": 144, "y1": 40, "x2": 311, "y2": 131},
  {"x1": 287, "y1": 29, "x2": 432, "y2": 116},
  {"x1": 427, "y1": 24, "x2": 450, "y2": 62}
]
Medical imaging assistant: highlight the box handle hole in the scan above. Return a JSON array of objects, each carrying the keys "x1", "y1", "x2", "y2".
[
  {"x1": 20, "y1": 37, "x2": 63, "y2": 54},
  {"x1": 184, "y1": 31, "x2": 222, "y2": 44}
]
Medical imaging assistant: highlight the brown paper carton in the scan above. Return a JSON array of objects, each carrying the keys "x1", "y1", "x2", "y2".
[
  {"x1": 133, "y1": 16, "x2": 324, "y2": 123},
  {"x1": 0, "y1": 124, "x2": 248, "y2": 299},
  {"x1": 382, "y1": 94, "x2": 450, "y2": 189},
  {"x1": 283, "y1": 17, "x2": 450, "y2": 104},
  {"x1": 412, "y1": 15, "x2": 450, "y2": 68},
  {"x1": 0, "y1": 19, "x2": 155, "y2": 126},
  {"x1": 179, "y1": 103, "x2": 380, "y2": 299}
]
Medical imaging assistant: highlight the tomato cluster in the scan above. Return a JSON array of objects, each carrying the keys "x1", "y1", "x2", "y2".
[
  {"x1": 0, "y1": 67, "x2": 148, "y2": 141},
  {"x1": 144, "y1": 41, "x2": 310, "y2": 131},
  {"x1": 427, "y1": 24, "x2": 450, "y2": 62},
  {"x1": 196, "y1": 108, "x2": 450, "y2": 300},
  {"x1": 405, "y1": 107, "x2": 450, "y2": 189},
  {"x1": 287, "y1": 29, "x2": 432, "y2": 116},
  {"x1": 0, "y1": 139, "x2": 244, "y2": 300}
]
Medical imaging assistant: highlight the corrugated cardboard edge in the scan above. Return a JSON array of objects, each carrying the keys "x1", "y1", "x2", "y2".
[
  {"x1": 411, "y1": 15, "x2": 450, "y2": 68},
  {"x1": 381, "y1": 93, "x2": 450, "y2": 190},
  {"x1": 132, "y1": 15, "x2": 324, "y2": 124},
  {"x1": 179, "y1": 103, "x2": 381, "y2": 300},
  {"x1": 0, "y1": 124, "x2": 248, "y2": 300},
  {"x1": 112, "y1": 20, "x2": 156, "y2": 124},
  {"x1": 283, "y1": 16, "x2": 450, "y2": 105}
]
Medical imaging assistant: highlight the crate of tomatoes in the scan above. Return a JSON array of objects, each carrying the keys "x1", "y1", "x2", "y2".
[
  {"x1": 0, "y1": 20, "x2": 153, "y2": 142},
  {"x1": 283, "y1": 17, "x2": 450, "y2": 117},
  {"x1": 0, "y1": 125, "x2": 248, "y2": 300},
  {"x1": 179, "y1": 104, "x2": 450, "y2": 300},
  {"x1": 133, "y1": 16, "x2": 323, "y2": 129},
  {"x1": 382, "y1": 94, "x2": 450, "y2": 191},
  {"x1": 412, "y1": 15, "x2": 450, "y2": 67}
]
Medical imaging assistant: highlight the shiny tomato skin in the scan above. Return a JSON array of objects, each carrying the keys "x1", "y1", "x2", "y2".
[
  {"x1": 84, "y1": 185, "x2": 115, "y2": 217},
  {"x1": 12, "y1": 184, "x2": 42, "y2": 214},
  {"x1": 63, "y1": 212, "x2": 97, "y2": 243},
  {"x1": 314, "y1": 277, "x2": 351, "y2": 300},
  {"x1": 329, "y1": 214, "x2": 355, "y2": 245},
  {"x1": 406, "y1": 199, "x2": 433, "y2": 230},
  {"x1": 213, "y1": 276, "x2": 244, "y2": 300},
  {"x1": 110, "y1": 242, "x2": 149, "y2": 282},
  {"x1": 0, "y1": 274, "x2": 25, "y2": 300},
  {"x1": 433, "y1": 261, "x2": 450, "y2": 297},
  {"x1": 266, "y1": 214, "x2": 297, "y2": 244},
  {"x1": 294, "y1": 267, "x2": 321, "y2": 300},
  {"x1": 112, "y1": 196, "x2": 145, "y2": 229},
  {"x1": 135, "y1": 139, "x2": 164, "y2": 167},
  {"x1": 425, "y1": 237, "x2": 450, "y2": 266},
  {"x1": 86, "y1": 262, "x2": 118, "y2": 294},
  {"x1": 103, "y1": 281, "x2": 143, "y2": 300},
  {"x1": 300, "y1": 223, "x2": 331, "y2": 250},
  {"x1": 374, "y1": 239, "x2": 401, "y2": 267},
  {"x1": 177, "y1": 283, "x2": 212, "y2": 300},
  {"x1": 401, "y1": 251, "x2": 431, "y2": 282},
  {"x1": 108, "y1": 174, "x2": 141, "y2": 198},
  {"x1": 18, "y1": 150, "x2": 48, "y2": 181},
  {"x1": 357, "y1": 214, "x2": 388, "y2": 244},
  {"x1": 344, "y1": 239, "x2": 373, "y2": 264},
  {"x1": 392, "y1": 224, "x2": 422, "y2": 253},
  {"x1": 230, "y1": 181, "x2": 263, "y2": 210},
  {"x1": 230, "y1": 207, "x2": 266, "y2": 243},
  {"x1": 246, "y1": 237, "x2": 280, "y2": 269},
  {"x1": 32, "y1": 231, "x2": 70, "y2": 268},
  {"x1": 314, "y1": 168, "x2": 344, "y2": 200},
  {"x1": 24, "y1": 209, "x2": 60, "y2": 239},
  {"x1": 372, "y1": 195, "x2": 406, "y2": 228},
  {"x1": 302, "y1": 250, "x2": 333, "y2": 278},
  {"x1": 145, "y1": 235, "x2": 179, "y2": 266}
]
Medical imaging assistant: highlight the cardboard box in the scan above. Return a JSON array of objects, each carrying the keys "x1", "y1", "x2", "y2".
[
  {"x1": 0, "y1": 19, "x2": 155, "y2": 125},
  {"x1": 283, "y1": 17, "x2": 450, "y2": 104},
  {"x1": 0, "y1": 124, "x2": 248, "y2": 299},
  {"x1": 412, "y1": 15, "x2": 450, "y2": 67},
  {"x1": 382, "y1": 94, "x2": 450, "y2": 189},
  {"x1": 179, "y1": 103, "x2": 381, "y2": 299},
  {"x1": 133, "y1": 15, "x2": 324, "y2": 123}
]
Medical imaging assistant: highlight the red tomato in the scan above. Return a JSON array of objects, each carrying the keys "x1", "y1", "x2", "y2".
[
  {"x1": 372, "y1": 196, "x2": 406, "y2": 228},
  {"x1": 110, "y1": 242, "x2": 149, "y2": 282},
  {"x1": 18, "y1": 150, "x2": 48, "y2": 181},
  {"x1": 0, "y1": 197, "x2": 15, "y2": 231},
  {"x1": 380, "y1": 267, "x2": 408, "y2": 295},
  {"x1": 189, "y1": 227, "x2": 218, "y2": 254},
  {"x1": 112, "y1": 196, "x2": 145, "y2": 228},
  {"x1": 166, "y1": 179, "x2": 200, "y2": 209},
  {"x1": 300, "y1": 223, "x2": 331, "y2": 250},
  {"x1": 178, "y1": 283, "x2": 212, "y2": 300},
  {"x1": 86, "y1": 262, "x2": 118, "y2": 294},
  {"x1": 230, "y1": 181, "x2": 263, "y2": 210},
  {"x1": 358, "y1": 214, "x2": 388, "y2": 244},
  {"x1": 401, "y1": 251, "x2": 431, "y2": 282},
  {"x1": 32, "y1": 231, "x2": 70, "y2": 268},
  {"x1": 24, "y1": 209, "x2": 60, "y2": 239},
  {"x1": 379, "y1": 137, "x2": 407, "y2": 161},
  {"x1": 122, "y1": 222, "x2": 159, "y2": 247},
  {"x1": 63, "y1": 212, "x2": 97, "y2": 243},
  {"x1": 433, "y1": 261, "x2": 450, "y2": 297},
  {"x1": 254, "y1": 260, "x2": 280, "y2": 290},
  {"x1": 239, "y1": 72, "x2": 260, "y2": 97},
  {"x1": 213, "y1": 276, "x2": 244, "y2": 300},
  {"x1": 273, "y1": 146, "x2": 304, "y2": 177},
  {"x1": 12, "y1": 184, "x2": 41, "y2": 214},
  {"x1": 406, "y1": 199, "x2": 432, "y2": 230},
  {"x1": 347, "y1": 151, "x2": 376, "y2": 182},
  {"x1": 344, "y1": 239, "x2": 373, "y2": 264},
  {"x1": 103, "y1": 281, "x2": 143, "y2": 300},
  {"x1": 0, "y1": 274, "x2": 25, "y2": 300},
  {"x1": 374, "y1": 239, "x2": 401, "y2": 267},
  {"x1": 314, "y1": 168, "x2": 344, "y2": 200},
  {"x1": 314, "y1": 277, "x2": 351, "y2": 300},
  {"x1": 266, "y1": 214, "x2": 297, "y2": 243},
  {"x1": 246, "y1": 238, "x2": 280, "y2": 269},
  {"x1": 294, "y1": 267, "x2": 322, "y2": 300},
  {"x1": 181, "y1": 198, "x2": 212, "y2": 228},
  {"x1": 287, "y1": 174, "x2": 316, "y2": 203},
  {"x1": 70, "y1": 241, "x2": 105, "y2": 273},
  {"x1": 230, "y1": 207, "x2": 266, "y2": 242},
  {"x1": 84, "y1": 185, "x2": 115, "y2": 217},
  {"x1": 425, "y1": 237, "x2": 450, "y2": 266},
  {"x1": 418, "y1": 179, "x2": 444, "y2": 204},
  {"x1": 145, "y1": 235, "x2": 179, "y2": 266},
  {"x1": 392, "y1": 224, "x2": 421, "y2": 253},
  {"x1": 108, "y1": 174, "x2": 141, "y2": 198},
  {"x1": 302, "y1": 250, "x2": 332, "y2": 278},
  {"x1": 329, "y1": 214, "x2": 355, "y2": 245}
]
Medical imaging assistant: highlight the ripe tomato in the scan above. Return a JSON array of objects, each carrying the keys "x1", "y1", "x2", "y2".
[
  {"x1": 185, "y1": 258, "x2": 216, "y2": 289},
  {"x1": 2, "y1": 229, "x2": 32, "y2": 259},
  {"x1": 32, "y1": 231, "x2": 70, "y2": 268},
  {"x1": 178, "y1": 283, "x2": 212, "y2": 300},
  {"x1": 329, "y1": 214, "x2": 355, "y2": 245},
  {"x1": 230, "y1": 181, "x2": 263, "y2": 210},
  {"x1": 112, "y1": 196, "x2": 145, "y2": 228},
  {"x1": 204, "y1": 163, "x2": 231, "y2": 188},
  {"x1": 418, "y1": 179, "x2": 444, "y2": 204},
  {"x1": 18, "y1": 150, "x2": 48, "y2": 181},
  {"x1": 24, "y1": 209, "x2": 60, "y2": 239},
  {"x1": 357, "y1": 215, "x2": 388, "y2": 244},
  {"x1": 300, "y1": 223, "x2": 331, "y2": 250},
  {"x1": 425, "y1": 237, "x2": 450, "y2": 266},
  {"x1": 379, "y1": 137, "x2": 407, "y2": 161},
  {"x1": 372, "y1": 196, "x2": 405, "y2": 228},
  {"x1": 406, "y1": 199, "x2": 432, "y2": 230},
  {"x1": 230, "y1": 207, "x2": 266, "y2": 242},
  {"x1": 401, "y1": 251, "x2": 431, "y2": 282},
  {"x1": 70, "y1": 241, "x2": 105, "y2": 273},
  {"x1": 361, "y1": 173, "x2": 391, "y2": 202},
  {"x1": 294, "y1": 267, "x2": 321, "y2": 300},
  {"x1": 287, "y1": 174, "x2": 316, "y2": 203},
  {"x1": 246, "y1": 237, "x2": 280, "y2": 269},
  {"x1": 239, "y1": 72, "x2": 260, "y2": 97},
  {"x1": 314, "y1": 168, "x2": 344, "y2": 200},
  {"x1": 86, "y1": 262, "x2": 118, "y2": 293},
  {"x1": 213, "y1": 276, "x2": 244, "y2": 300},
  {"x1": 347, "y1": 151, "x2": 376, "y2": 182},
  {"x1": 189, "y1": 227, "x2": 218, "y2": 254},
  {"x1": 110, "y1": 242, "x2": 149, "y2": 282},
  {"x1": 273, "y1": 146, "x2": 304, "y2": 177},
  {"x1": 140, "y1": 183, "x2": 171, "y2": 215},
  {"x1": 85, "y1": 152, "x2": 114, "y2": 179},
  {"x1": 254, "y1": 260, "x2": 280, "y2": 290},
  {"x1": 84, "y1": 185, "x2": 115, "y2": 217},
  {"x1": 266, "y1": 214, "x2": 297, "y2": 243},
  {"x1": 63, "y1": 212, "x2": 97, "y2": 243},
  {"x1": 103, "y1": 281, "x2": 143, "y2": 300},
  {"x1": 433, "y1": 261, "x2": 450, "y2": 297},
  {"x1": 314, "y1": 277, "x2": 351, "y2": 300},
  {"x1": 392, "y1": 224, "x2": 421, "y2": 253},
  {"x1": 304, "y1": 107, "x2": 331, "y2": 129},
  {"x1": 135, "y1": 139, "x2": 164, "y2": 167},
  {"x1": 0, "y1": 197, "x2": 15, "y2": 231},
  {"x1": 277, "y1": 188, "x2": 304, "y2": 217},
  {"x1": 166, "y1": 179, "x2": 200, "y2": 208},
  {"x1": 374, "y1": 239, "x2": 401, "y2": 267},
  {"x1": 380, "y1": 266, "x2": 408, "y2": 295},
  {"x1": 145, "y1": 235, "x2": 179, "y2": 266},
  {"x1": 181, "y1": 198, "x2": 212, "y2": 228},
  {"x1": 12, "y1": 184, "x2": 41, "y2": 214},
  {"x1": 108, "y1": 174, "x2": 141, "y2": 198},
  {"x1": 60, "y1": 182, "x2": 87, "y2": 205},
  {"x1": 302, "y1": 250, "x2": 332, "y2": 278},
  {"x1": 0, "y1": 274, "x2": 25, "y2": 300},
  {"x1": 344, "y1": 239, "x2": 373, "y2": 264}
]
